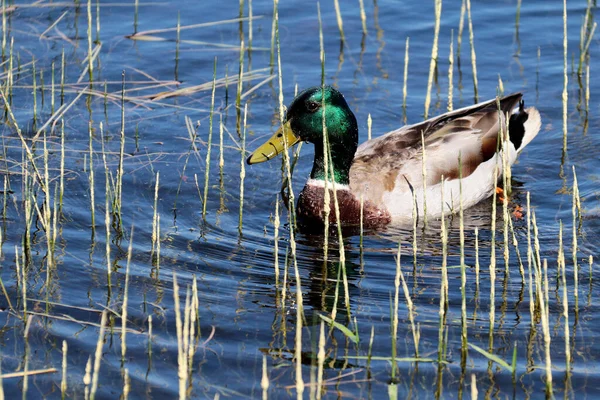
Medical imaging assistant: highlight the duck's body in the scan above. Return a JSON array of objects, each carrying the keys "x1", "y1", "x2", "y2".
[{"x1": 248, "y1": 87, "x2": 541, "y2": 227}]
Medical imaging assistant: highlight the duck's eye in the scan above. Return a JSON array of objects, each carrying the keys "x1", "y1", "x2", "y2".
[{"x1": 307, "y1": 101, "x2": 320, "y2": 113}]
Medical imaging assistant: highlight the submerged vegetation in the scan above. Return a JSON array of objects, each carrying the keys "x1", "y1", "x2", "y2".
[{"x1": 0, "y1": 0, "x2": 596, "y2": 398}]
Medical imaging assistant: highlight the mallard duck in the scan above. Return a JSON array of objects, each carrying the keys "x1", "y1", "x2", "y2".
[{"x1": 247, "y1": 86, "x2": 541, "y2": 227}]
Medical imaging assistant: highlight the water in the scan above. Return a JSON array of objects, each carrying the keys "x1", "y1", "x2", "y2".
[{"x1": 1, "y1": 0, "x2": 599, "y2": 398}]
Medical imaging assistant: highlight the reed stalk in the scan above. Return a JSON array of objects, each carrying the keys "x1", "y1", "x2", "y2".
[
  {"x1": 261, "y1": 355, "x2": 269, "y2": 400},
  {"x1": 121, "y1": 227, "x2": 134, "y2": 362},
  {"x1": 424, "y1": 0, "x2": 441, "y2": 119},
  {"x1": 90, "y1": 311, "x2": 108, "y2": 400},
  {"x1": 88, "y1": 121, "x2": 96, "y2": 233},
  {"x1": 562, "y1": 0, "x2": 568, "y2": 152},
  {"x1": 238, "y1": 103, "x2": 247, "y2": 234},
  {"x1": 572, "y1": 167, "x2": 579, "y2": 308},
  {"x1": 448, "y1": 30, "x2": 454, "y2": 111},
  {"x1": 203, "y1": 58, "x2": 217, "y2": 219},
  {"x1": 61, "y1": 341, "x2": 67, "y2": 399},
  {"x1": 559, "y1": 222, "x2": 571, "y2": 372},
  {"x1": 333, "y1": 0, "x2": 345, "y2": 42},
  {"x1": 402, "y1": 37, "x2": 409, "y2": 121},
  {"x1": 87, "y1": 0, "x2": 93, "y2": 81},
  {"x1": 359, "y1": 0, "x2": 367, "y2": 35},
  {"x1": 466, "y1": 0, "x2": 479, "y2": 101}
]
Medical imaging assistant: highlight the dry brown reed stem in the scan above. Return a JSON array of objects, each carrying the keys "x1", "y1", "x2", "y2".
[
  {"x1": 90, "y1": 311, "x2": 107, "y2": 400},
  {"x1": 562, "y1": 0, "x2": 568, "y2": 152},
  {"x1": 0, "y1": 368, "x2": 58, "y2": 380},
  {"x1": 465, "y1": 0, "x2": 479, "y2": 101},
  {"x1": 424, "y1": 0, "x2": 441, "y2": 119}
]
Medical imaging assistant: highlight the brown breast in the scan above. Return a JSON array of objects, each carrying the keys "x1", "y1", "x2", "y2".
[{"x1": 297, "y1": 184, "x2": 391, "y2": 229}]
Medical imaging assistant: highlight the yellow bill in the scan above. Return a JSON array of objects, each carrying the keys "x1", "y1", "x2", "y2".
[{"x1": 246, "y1": 120, "x2": 300, "y2": 164}]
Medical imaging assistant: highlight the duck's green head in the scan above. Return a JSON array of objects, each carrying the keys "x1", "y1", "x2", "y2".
[{"x1": 247, "y1": 86, "x2": 358, "y2": 184}]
